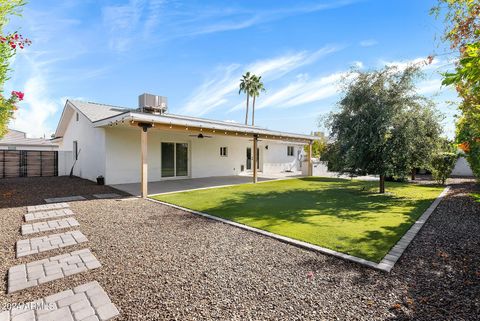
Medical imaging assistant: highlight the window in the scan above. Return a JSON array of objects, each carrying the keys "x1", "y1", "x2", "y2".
[
  {"x1": 220, "y1": 147, "x2": 228, "y2": 157},
  {"x1": 161, "y1": 142, "x2": 189, "y2": 177},
  {"x1": 287, "y1": 146, "x2": 294, "y2": 156},
  {"x1": 73, "y1": 141, "x2": 78, "y2": 160},
  {"x1": 76, "y1": 112, "x2": 79, "y2": 122}
]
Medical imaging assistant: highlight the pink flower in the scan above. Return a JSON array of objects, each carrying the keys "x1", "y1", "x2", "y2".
[
  {"x1": 306, "y1": 271, "x2": 314, "y2": 279},
  {"x1": 11, "y1": 91, "x2": 24, "y2": 101}
]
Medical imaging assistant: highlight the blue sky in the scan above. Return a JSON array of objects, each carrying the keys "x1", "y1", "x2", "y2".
[{"x1": 5, "y1": 0, "x2": 458, "y2": 138}]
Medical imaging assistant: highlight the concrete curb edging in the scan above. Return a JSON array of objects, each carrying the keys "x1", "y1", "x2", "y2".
[{"x1": 147, "y1": 186, "x2": 450, "y2": 273}]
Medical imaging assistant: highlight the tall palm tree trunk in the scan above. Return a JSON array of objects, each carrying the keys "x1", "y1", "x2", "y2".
[
  {"x1": 245, "y1": 94, "x2": 250, "y2": 125},
  {"x1": 252, "y1": 95, "x2": 256, "y2": 126}
]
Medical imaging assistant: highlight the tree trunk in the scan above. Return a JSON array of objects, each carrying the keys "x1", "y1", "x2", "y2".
[
  {"x1": 252, "y1": 95, "x2": 256, "y2": 126},
  {"x1": 411, "y1": 168, "x2": 416, "y2": 181},
  {"x1": 245, "y1": 94, "x2": 250, "y2": 125},
  {"x1": 379, "y1": 174, "x2": 385, "y2": 193}
]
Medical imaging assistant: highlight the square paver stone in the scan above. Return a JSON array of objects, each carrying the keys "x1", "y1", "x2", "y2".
[
  {"x1": 8, "y1": 249, "x2": 101, "y2": 293},
  {"x1": 21, "y1": 217, "x2": 80, "y2": 236},
  {"x1": 44, "y1": 196, "x2": 86, "y2": 203},
  {"x1": 16, "y1": 230, "x2": 88, "y2": 258},
  {"x1": 24, "y1": 208, "x2": 75, "y2": 222},
  {"x1": 0, "y1": 281, "x2": 119, "y2": 320},
  {"x1": 92, "y1": 193, "x2": 121, "y2": 199},
  {"x1": 27, "y1": 203, "x2": 69, "y2": 213}
]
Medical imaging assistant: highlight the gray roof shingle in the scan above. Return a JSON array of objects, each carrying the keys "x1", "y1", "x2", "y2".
[{"x1": 69, "y1": 100, "x2": 131, "y2": 122}]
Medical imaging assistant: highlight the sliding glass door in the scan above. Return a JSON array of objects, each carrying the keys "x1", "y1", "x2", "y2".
[{"x1": 161, "y1": 142, "x2": 188, "y2": 178}]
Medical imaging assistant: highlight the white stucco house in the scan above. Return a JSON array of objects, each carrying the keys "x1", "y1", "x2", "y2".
[{"x1": 54, "y1": 94, "x2": 317, "y2": 196}]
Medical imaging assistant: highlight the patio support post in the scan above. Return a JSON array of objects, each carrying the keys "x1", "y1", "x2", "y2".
[
  {"x1": 308, "y1": 140, "x2": 313, "y2": 176},
  {"x1": 139, "y1": 123, "x2": 152, "y2": 198},
  {"x1": 253, "y1": 134, "x2": 258, "y2": 183}
]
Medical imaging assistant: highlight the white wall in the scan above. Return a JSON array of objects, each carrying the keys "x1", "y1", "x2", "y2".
[
  {"x1": 58, "y1": 151, "x2": 73, "y2": 176},
  {"x1": 103, "y1": 127, "x2": 306, "y2": 185},
  {"x1": 59, "y1": 109, "x2": 106, "y2": 182},
  {"x1": 451, "y1": 157, "x2": 474, "y2": 177},
  {"x1": 262, "y1": 142, "x2": 304, "y2": 173}
]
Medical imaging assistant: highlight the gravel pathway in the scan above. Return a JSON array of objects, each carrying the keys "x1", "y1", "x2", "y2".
[{"x1": 0, "y1": 177, "x2": 479, "y2": 320}]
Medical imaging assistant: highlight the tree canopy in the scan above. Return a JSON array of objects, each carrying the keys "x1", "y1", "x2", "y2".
[
  {"x1": 323, "y1": 65, "x2": 443, "y2": 193},
  {"x1": 0, "y1": 0, "x2": 30, "y2": 137},
  {"x1": 432, "y1": 0, "x2": 480, "y2": 179}
]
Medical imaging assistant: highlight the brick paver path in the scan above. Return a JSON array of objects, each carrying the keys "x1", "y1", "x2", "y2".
[
  {"x1": 27, "y1": 203, "x2": 70, "y2": 213},
  {"x1": 24, "y1": 208, "x2": 75, "y2": 222},
  {"x1": 0, "y1": 281, "x2": 119, "y2": 320},
  {"x1": 16, "y1": 231, "x2": 88, "y2": 258},
  {"x1": 8, "y1": 249, "x2": 101, "y2": 293},
  {"x1": 21, "y1": 217, "x2": 80, "y2": 236},
  {"x1": 44, "y1": 196, "x2": 86, "y2": 203}
]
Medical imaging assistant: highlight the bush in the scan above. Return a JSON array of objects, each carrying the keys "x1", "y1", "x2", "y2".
[{"x1": 430, "y1": 152, "x2": 458, "y2": 185}]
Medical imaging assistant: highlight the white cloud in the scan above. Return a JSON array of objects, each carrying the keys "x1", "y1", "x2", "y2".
[
  {"x1": 180, "y1": 46, "x2": 341, "y2": 116},
  {"x1": 9, "y1": 75, "x2": 60, "y2": 138},
  {"x1": 257, "y1": 72, "x2": 345, "y2": 109},
  {"x1": 417, "y1": 78, "x2": 443, "y2": 95},
  {"x1": 359, "y1": 39, "x2": 378, "y2": 47},
  {"x1": 381, "y1": 56, "x2": 443, "y2": 71}
]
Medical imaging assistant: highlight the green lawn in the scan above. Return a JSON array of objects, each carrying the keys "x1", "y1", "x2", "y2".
[{"x1": 151, "y1": 177, "x2": 444, "y2": 262}]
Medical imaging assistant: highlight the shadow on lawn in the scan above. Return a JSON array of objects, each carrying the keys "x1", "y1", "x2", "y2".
[
  {"x1": 198, "y1": 178, "x2": 435, "y2": 228},
  {"x1": 170, "y1": 177, "x2": 440, "y2": 261}
]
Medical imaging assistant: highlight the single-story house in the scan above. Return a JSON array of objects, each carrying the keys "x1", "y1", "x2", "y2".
[
  {"x1": 54, "y1": 94, "x2": 317, "y2": 197},
  {"x1": 0, "y1": 129, "x2": 59, "y2": 178}
]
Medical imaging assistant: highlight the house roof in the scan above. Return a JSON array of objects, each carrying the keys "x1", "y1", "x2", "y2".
[
  {"x1": 68, "y1": 100, "x2": 131, "y2": 122},
  {"x1": 0, "y1": 129, "x2": 58, "y2": 147},
  {"x1": 57, "y1": 100, "x2": 317, "y2": 142}
]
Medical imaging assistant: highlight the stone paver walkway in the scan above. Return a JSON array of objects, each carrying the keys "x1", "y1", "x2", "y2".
[
  {"x1": 92, "y1": 193, "x2": 120, "y2": 199},
  {"x1": 16, "y1": 231, "x2": 88, "y2": 258},
  {"x1": 27, "y1": 203, "x2": 69, "y2": 213},
  {"x1": 24, "y1": 208, "x2": 75, "y2": 222},
  {"x1": 45, "y1": 196, "x2": 86, "y2": 203},
  {"x1": 0, "y1": 281, "x2": 119, "y2": 320},
  {"x1": 21, "y1": 217, "x2": 80, "y2": 236},
  {"x1": 8, "y1": 249, "x2": 101, "y2": 293}
]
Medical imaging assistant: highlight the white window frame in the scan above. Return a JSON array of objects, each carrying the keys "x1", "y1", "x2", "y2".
[{"x1": 220, "y1": 147, "x2": 228, "y2": 157}]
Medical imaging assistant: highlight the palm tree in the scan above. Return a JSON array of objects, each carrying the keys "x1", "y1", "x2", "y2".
[
  {"x1": 239, "y1": 72, "x2": 253, "y2": 125},
  {"x1": 250, "y1": 75, "x2": 266, "y2": 126}
]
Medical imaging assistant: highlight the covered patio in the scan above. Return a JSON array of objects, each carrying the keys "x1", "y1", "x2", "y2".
[
  {"x1": 94, "y1": 109, "x2": 317, "y2": 197},
  {"x1": 112, "y1": 172, "x2": 303, "y2": 196}
]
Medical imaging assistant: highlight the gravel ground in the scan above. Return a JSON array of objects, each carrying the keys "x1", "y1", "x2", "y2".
[{"x1": 0, "y1": 176, "x2": 479, "y2": 320}]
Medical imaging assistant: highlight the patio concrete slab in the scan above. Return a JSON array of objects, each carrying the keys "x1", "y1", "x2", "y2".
[{"x1": 111, "y1": 174, "x2": 303, "y2": 196}]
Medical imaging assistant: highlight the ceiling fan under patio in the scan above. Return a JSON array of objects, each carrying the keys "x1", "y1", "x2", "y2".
[{"x1": 189, "y1": 133, "x2": 213, "y2": 139}]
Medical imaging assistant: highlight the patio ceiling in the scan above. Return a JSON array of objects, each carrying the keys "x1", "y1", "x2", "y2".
[{"x1": 93, "y1": 111, "x2": 317, "y2": 144}]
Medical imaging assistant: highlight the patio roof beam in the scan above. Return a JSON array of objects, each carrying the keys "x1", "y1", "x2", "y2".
[
  {"x1": 138, "y1": 123, "x2": 151, "y2": 198},
  {"x1": 253, "y1": 135, "x2": 258, "y2": 183},
  {"x1": 128, "y1": 121, "x2": 311, "y2": 144}
]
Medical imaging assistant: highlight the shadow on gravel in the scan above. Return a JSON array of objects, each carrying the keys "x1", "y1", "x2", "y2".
[{"x1": 0, "y1": 176, "x2": 129, "y2": 209}]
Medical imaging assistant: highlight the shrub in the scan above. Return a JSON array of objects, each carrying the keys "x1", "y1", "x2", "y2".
[{"x1": 430, "y1": 152, "x2": 458, "y2": 185}]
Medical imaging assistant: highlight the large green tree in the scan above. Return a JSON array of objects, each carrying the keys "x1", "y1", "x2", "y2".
[
  {"x1": 324, "y1": 65, "x2": 443, "y2": 193},
  {"x1": 432, "y1": 0, "x2": 480, "y2": 179}
]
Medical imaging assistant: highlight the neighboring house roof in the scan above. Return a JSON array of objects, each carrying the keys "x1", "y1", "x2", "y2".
[
  {"x1": 56, "y1": 99, "x2": 317, "y2": 142},
  {"x1": 0, "y1": 129, "x2": 58, "y2": 147}
]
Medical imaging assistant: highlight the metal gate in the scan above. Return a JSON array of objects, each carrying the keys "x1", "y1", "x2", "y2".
[{"x1": 0, "y1": 150, "x2": 58, "y2": 178}]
